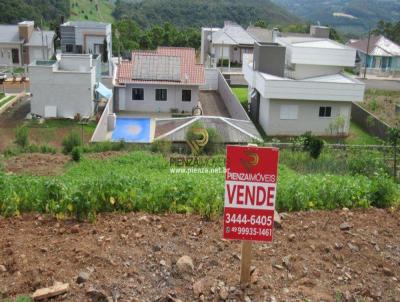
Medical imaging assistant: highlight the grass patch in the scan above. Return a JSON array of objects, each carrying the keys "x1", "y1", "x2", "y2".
[
  {"x1": 344, "y1": 122, "x2": 382, "y2": 145},
  {"x1": 0, "y1": 150, "x2": 398, "y2": 220},
  {"x1": 231, "y1": 87, "x2": 248, "y2": 110},
  {"x1": 70, "y1": 0, "x2": 114, "y2": 23},
  {"x1": 0, "y1": 95, "x2": 15, "y2": 108}
]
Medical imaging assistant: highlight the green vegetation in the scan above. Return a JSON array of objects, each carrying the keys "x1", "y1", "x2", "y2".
[
  {"x1": 0, "y1": 96, "x2": 15, "y2": 108},
  {"x1": 0, "y1": 0, "x2": 69, "y2": 26},
  {"x1": 273, "y1": 0, "x2": 400, "y2": 35},
  {"x1": 0, "y1": 149, "x2": 398, "y2": 220},
  {"x1": 373, "y1": 20, "x2": 400, "y2": 44},
  {"x1": 232, "y1": 87, "x2": 248, "y2": 110},
  {"x1": 2, "y1": 296, "x2": 32, "y2": 302},
  {"x1": 113, "y1": 20, "x2": 201, "y2": 56},
  {"x1": 62, "y1": 131, "x2": 82, "y2": 154},
  {"x1": 113, "y1": 0, "x2": 298, "y2": 29},
  {"x1": 345, "y1": 122, "x2": 382, "y2": 145},
  {"x1": 71, "y1": 146, "x2": 82, "y2": 162},
  {"x1": 15, "y1": 126, "x2": 29, "y2": 149},
  {"x1": 70, "y1": 0, "x2": 114, "y2": 23}
]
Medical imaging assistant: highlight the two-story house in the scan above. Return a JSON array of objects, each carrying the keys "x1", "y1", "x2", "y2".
[{"x1": 60, "y1": 21, "x2": 112, "y2": 76}]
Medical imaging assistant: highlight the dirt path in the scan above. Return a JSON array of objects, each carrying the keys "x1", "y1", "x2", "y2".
[{"x1": 0, "y1": 208, "x2": 399, "y2": 301}]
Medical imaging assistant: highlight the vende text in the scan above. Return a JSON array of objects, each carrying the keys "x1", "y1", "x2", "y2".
[{"x1": 225, "y1": 181, "x2": 276, "y2": 210}]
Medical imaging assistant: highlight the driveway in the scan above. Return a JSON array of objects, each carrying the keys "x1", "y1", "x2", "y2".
[
  {"x1": 358, "y1": 78, "x2": 400, "y2": 91},
  {"x1": 199, "y1": 91, "x2": 230, "y2": 117}
]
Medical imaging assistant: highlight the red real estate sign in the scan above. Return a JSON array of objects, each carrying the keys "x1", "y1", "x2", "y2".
[{"x1": 223, "y1": 145, "x2": 279, "y2": 242}]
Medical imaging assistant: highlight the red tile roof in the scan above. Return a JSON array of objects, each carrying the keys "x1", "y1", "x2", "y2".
[{"x1": 117, "y1": 47, "x2": 205, "y2": 86}]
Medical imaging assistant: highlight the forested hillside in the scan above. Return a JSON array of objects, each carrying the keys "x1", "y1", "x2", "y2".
[
  {"x1": 273, "y1": 0, "x2": 400, "y2": 35},
  {"x1": 0, "y1": 0, "x2": 70, "y2": 26},
  {"x1": 112, "y1": 0, "x2": 299, "y2": 28}
]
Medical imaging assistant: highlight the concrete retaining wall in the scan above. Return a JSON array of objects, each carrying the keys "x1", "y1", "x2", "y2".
[
  {"x1": 217, "y1": 71, "x2": 250, "y2": 121},
  {"x1": 91, "y1": 99, "x2": 112, "y2": 142},
  {"x1": 351, "y1": 102, "x2": 390, "y2": 140}
]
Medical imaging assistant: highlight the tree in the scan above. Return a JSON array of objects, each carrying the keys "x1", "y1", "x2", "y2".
[
  {"x1": 254, "y1": 20, "x2": 268, "y2": 28},
  {"x1": 372, "y1": 20, "x2": 400, "y2": 44}
]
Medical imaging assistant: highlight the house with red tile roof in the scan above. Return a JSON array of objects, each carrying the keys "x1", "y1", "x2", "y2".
[{"x1": 114, "y1": 47, "x2": 205, "y2": 113}]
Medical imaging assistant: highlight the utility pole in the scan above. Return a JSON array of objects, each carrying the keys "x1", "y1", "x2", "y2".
[{"x1": 363, "y1": 27, "x2": 371, "y2": 79}]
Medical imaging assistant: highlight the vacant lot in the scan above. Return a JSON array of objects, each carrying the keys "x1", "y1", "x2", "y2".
[
  {"x1": 0, "y1": 209, "x2": 399, "y2": 301},
  {"x1": 0, "y1": 98, "x2": 96, "y2": 152},
  {"x1": 360, "y1": 89, "x2": 400, "y2": 126}
]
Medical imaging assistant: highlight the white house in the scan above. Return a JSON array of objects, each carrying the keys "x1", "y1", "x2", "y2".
[
  {"x1": 29, "y1": 54, "x2": 109, "y2": 119},
  {"x1": 114, "y1": 47, "x2": 205, "y2": 114},
  {"x1": 0, "y1": 21, "x2": 55, "y2": 66},
  {"x1": 243, "y1": 37, "x2": 365, "y2": 136},
  {"x1": 347, "y1": 35, "x2": 400, "y2": 78},
  {"x1": 60, "y1": 21, "x2": 112, "y2": 76},
  {"x1": 200, "y1": 21, "x2": 256, "y2": 68}
]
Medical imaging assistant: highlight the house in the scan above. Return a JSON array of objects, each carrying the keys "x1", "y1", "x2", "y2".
[
  {"x1": 0, "y1": 21, "x2": 55, "y2": 66},
  {"x1": 60, "y1": 21, "x2": 112, "y2": 76},
  {"x1": 200, "y1": 21, "x2": 256, "y2": 68},
  {"x1": 347, "y1": 35, "x2": 400, "y2": 77},
  {"x1": 200, "y1": 23, "x2": 331, "y2": 70},
  {"x1": 29, "y1": 54, "x2": 110, "y2": 119},
  {"x1": 243, "y1": 37, "x2": 365, "y2": 136},
  {"x1": 114, "y1": 47, "x2": 205, "y2": 114}
]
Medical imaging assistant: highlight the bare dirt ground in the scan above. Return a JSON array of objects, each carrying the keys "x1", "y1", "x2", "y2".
[{"x1": 0, "y1": 208, "x2": 399, "y2": 302}]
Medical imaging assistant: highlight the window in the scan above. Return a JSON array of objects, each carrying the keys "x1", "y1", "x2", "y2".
[
  {"x1": 182, "y1": 90, "x2": 191, "y2": 102},
  {"x1": 132, "y1": 88, "x2": 144, "y2": 101},
  {"x1": 66, "y1": 44, "x2": 73, "y2": 53},
  {"x1": 319, "y1": 106, "x2": 332, "y2": 117},
  {"x1": 155, "y1": 89, "x2": 167, "y2": 101},
  {"x1": 280, "y1": 105, "x2": 298, "y2": 120},
  {"x1": 11, "y1": 49, "x2": 19, "y2": 64},
  {"x1": 76, "y1": 45, "x2": 83, "y2": 54}
]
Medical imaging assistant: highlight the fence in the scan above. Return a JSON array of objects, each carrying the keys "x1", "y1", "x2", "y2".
[{"x1": 351, "y1": 102, "x2": 391, "y2": 140}]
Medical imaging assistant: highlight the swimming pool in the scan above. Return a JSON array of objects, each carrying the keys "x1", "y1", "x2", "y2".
[{"x1": 112, "y1": 117, "x2": 151, "y2": 143}]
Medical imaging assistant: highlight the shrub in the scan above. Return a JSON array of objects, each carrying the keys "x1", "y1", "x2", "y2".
[
  {"x1": 62, "y1": 132, "x2": 81, "y2": 154},
  {"x1": 71, "y1": 147, "x2": 81, "y2": 162},
  {"x1": 15, "y1": 126, "x2": 29, "y2": 148},
  {"x1": 203, "y1": 127, "x2": 223, "y2": 155},
  {"x1": 151, "y1": 139, "x2": 171, "y2": 154},
  {"x1": 301, "y1": 132, "x2": 324, "y2": 159},
  {"x1": 40, "y1": 144, "x2": 57, "y2": 154},
  {"x1": 370, "y1": 176, "x2": 399, "y2": 208}
]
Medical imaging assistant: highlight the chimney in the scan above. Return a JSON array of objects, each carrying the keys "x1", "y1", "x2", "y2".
[
  {"x1": 310, "y1": 25, "x2": 330, "y2": 39},
  {"x1": 18, "y1": 21, "x2": 35, "y2": 42},
  {"x1": 272, "y1": 27, "x2": 279, "y2": 43},
  {"x1": 253, "y1": 42, "x2": 286, "y2": 77}
]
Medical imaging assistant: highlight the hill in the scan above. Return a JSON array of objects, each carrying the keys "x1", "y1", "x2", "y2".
[
  {"x1": 70, "y1": 0, "x2": 114, "y2": 23},
  {"x1": 112, "y1": 0, "x2": 299, "y2": 28},
  {"x1": 272, "y1": 0, "x2": 400, "y2": 35},
  {"x1": 0, "y1": 0, "x2": 70, "y2": 26}
]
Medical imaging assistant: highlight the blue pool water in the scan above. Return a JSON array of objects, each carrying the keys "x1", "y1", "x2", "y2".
[{"x1": 112, "y1": 117, "x2": 151, "y2": 143}]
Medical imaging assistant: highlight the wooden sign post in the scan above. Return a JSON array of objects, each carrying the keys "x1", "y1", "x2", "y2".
[{"x1": 223, "y1": 145, "x2": 279, "y2": 286}]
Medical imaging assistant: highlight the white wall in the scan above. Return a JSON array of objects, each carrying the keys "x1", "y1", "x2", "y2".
[
  {"x1": 258, "y1": 98, "x2": 352, "y2": 136},
  {"x1": 293, "y1": 64, "x2": 343, "y2": 80},
  {"x1": 0, "y1": 44, "x2": 21, "y2": 66},
  {"x1": 200, "y1": 68, "x2": 219, "y2": 90},
  {"x1": 29, "y1": 65, "x2": 95, "y2": 118},
  {"x1": 116, "y1": 84, "x2": 200, "y2": 113}
]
